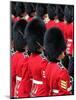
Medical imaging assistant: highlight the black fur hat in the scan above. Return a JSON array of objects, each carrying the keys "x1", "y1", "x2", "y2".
[
  {"x1": 24, "y1": 3, "x2": 36, "y2": 17},
  {"x1": 64, "y1": 5, "x2": 74, "y2": 23},
  {"x1": 11, "y1": 2, "x2": 16, "y2": 16},
  {"x1": 47, "y1": 4, "x2": 56, "y2": 20},
  {"x1": 13, "y1": 19, "x2": 27, "y2": 52},
  {"x1": 15, "y1": 2, "x2": 25, "y2": 17},
  {"x1": 24, "y1": 17, "x2": 46, "y2": 53},
  {"x1": 56, "y1": 5, "x2": 64, "y2": 21},
  {"x1": 44, "y1": 27, "x2": 66, "y2": 61},
  {"x1": 11, "y1": 19, "x2": 14, "y2": 41},
  {"x1": 36, "y1": 4, "x2": 47, "y2": 18}
]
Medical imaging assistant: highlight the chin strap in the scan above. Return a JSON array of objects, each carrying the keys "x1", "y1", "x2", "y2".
[{"x1": 36, "y1": 41, "x2": 45, "y2": 51}]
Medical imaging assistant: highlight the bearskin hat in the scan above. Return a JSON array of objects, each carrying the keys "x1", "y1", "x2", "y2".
[
  {"x1": 24, "y1": 3, "x2": 36, "y2": 17},
  {"x1": 13, "y1": 19, "x2": 27, "y2": 52},
  {"x1": 15, "y1": 2, "x2": 25, "y2": 17},
  {"x1": 11, "y1": 2, "x2": 16, "y2": 16},
  {"x1": 44, "y1": 27, "x2": 66, "y2": 61},
  {"x1": 47, "y1": 4, "x2": 56, "y2": 20},
  {"x1": 36, "y1": 4, "x2": 47, "y2": 18},
  {"x1": 64, "y1": 5, "x2": 74, "y2": 23},
  {"x1": 24, "y1": 17, "x2": 46, "y2": 53},
  {"x1": 11, "y1": 19, "x2": 14, "y2": 41},
  {"x1": 56, "y1": 5, "x2": 64, "y2": 21}
]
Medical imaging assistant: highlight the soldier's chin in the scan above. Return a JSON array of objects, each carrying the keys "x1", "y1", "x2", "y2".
[{"x1": 57, "y1": 52, "x2": 65, "y2": 60}]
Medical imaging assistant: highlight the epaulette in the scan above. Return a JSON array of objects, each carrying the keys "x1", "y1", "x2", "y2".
[
  {"x1": 11, "y1": 50, "x2": 17, "y2": 56},
  {"x1": 23, "y1": 52, "x2": 29, "y2": 58},
  {"x1": 57, "y1": 61, "x2": 65, "y2": 69},
  {"x1": 40, "y1": 51, "x2": 48, "y2": 61},
  {"x1": 11, "y1": 48, "x2": 14, "y2": 54}
]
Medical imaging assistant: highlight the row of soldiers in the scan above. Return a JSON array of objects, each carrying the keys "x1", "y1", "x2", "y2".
[{"x1": 11, "y1": 2, "x2": 74, "y2": 98}]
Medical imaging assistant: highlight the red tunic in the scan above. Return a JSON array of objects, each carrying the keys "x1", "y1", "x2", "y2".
[
  {"x1": 29, "y1": 53, "x2": 49, "y2": 97},
  {"x1": 18, "y1": 59, "x2": 32, "y2": 98},
  {"x1": 64, "y1": 23, "x2": 74, "y2": 40},
  {"x1": 11, "y1": 51, "x2": 28, "y2": 98},
  {"x1": 43, "y1": 62, "x2": 72, "y2": 96},
  {"x1": 45, "y1": 20, "x2": 56, "y2": 29},
  {"x1": 21, "y1": 53, "x2": 49, "y2": 97},
  {"x1": 66, "y1": 39, "x2": 74, "y2": 56},
  {"x1": 46, "y1": 21, "x2": 66, "y2": 41},
  {"x1": 12, "y1": 16, "x2": 20, "y2": 23},
  {"x1": 27, "y1": 17, "x2": 33, "y2": 22},
  {"x1": 55, "y1": 21, "x2": 66, "y2": 40},
  {"x1": 64, "y1": 23, "x2": 74, "y2": 55}
]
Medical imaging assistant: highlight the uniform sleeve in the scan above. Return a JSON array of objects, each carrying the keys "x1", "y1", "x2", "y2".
[
  {"x1": 11, "y1": 56, "x2": 16, "y2": 98},
  {"x1": 18, "y1": 62, "x2": 32, "y2": 98},
  {"x1": 57, "y1": 69, "x2": 72, "y2": 95},
  {"x1": 66, "y1": 38, "x2": 73, "y2": 55}
]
